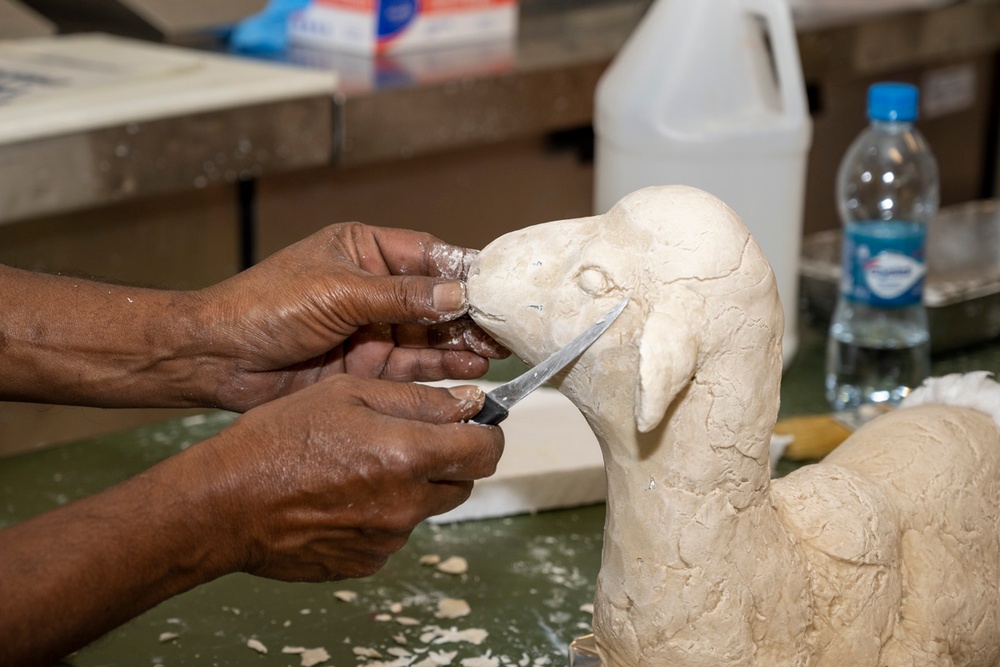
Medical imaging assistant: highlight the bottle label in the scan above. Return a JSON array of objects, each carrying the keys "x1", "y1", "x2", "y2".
[{"x1": 840, "y1": 221, "x2": 926, "y2": 308}]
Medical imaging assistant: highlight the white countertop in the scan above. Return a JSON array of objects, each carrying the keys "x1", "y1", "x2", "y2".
[{"x1": 0, "y1": 33, "x2": 337, "y2": 146}]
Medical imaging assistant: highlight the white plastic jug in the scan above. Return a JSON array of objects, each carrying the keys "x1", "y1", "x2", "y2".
[{"x1": 594, "y1": 0, "x2": 812, "y2": 368}]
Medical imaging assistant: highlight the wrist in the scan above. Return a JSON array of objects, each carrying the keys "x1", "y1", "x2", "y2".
[
  {"x1": 158, "y1": 288, "x2": 232, "y2": 408},
  {"x1": 168, "y1": 427, "x2": 262, "y2": 576}
]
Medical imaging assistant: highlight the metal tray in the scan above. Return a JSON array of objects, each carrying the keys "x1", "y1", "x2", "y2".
[{"x1": 800, "y1": 199, "x2": 1000, "y2": 353}]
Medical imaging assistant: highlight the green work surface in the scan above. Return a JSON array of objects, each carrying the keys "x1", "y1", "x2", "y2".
[
  {"x1": 0, "y1": 410, "x2": 604, "y2": 667},
  {"x1": 2, "y1": 321, "x2": 999, "y2": 666}
]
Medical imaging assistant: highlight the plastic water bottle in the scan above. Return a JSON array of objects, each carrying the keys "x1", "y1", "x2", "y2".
[{"x1": 825, "y1": 82, "x2": 940, "y2": 411}]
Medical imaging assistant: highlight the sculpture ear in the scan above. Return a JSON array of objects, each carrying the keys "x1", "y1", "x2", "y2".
[{"x1": 635, "y1": 307, "x2": 700, "y2": 433}]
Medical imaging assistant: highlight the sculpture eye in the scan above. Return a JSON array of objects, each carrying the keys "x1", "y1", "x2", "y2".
[{"x1": 577, "y1": 266, "x2": 614, "y2": 296}]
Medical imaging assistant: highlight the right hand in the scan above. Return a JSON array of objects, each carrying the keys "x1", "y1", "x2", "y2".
[
  {"x1": 192, "y1": 223, "x2": 509, "y2": 412},
  {"x1": 190, "y1": 377, "x2": 503, "y2": 582}
]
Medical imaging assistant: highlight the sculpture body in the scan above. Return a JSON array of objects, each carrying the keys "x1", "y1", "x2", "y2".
[{"x1": 466, "y1": 185, "x2": 1000, "y2": 666}]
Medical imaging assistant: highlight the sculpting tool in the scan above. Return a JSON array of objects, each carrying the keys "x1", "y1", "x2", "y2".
[{"x1": 472, "y1": 298, "x2": 629, "y2": 425}]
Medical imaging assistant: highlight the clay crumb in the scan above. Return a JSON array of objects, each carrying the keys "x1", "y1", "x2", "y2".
[
  {"x1": 334, "y1": 590, "x2": 358, "y2": 603},
  {"x1": 392, "y1": 633, "x2": 408, "y2": 645},
  {"x1": 579, "y1": 603, "x2": 594, "y2": 614},
  {"x1": 374, "y1": 613, "x2": 393, "y2": 622},
  {"x1": 353, "y1": 646, "x2": 382, "y2": 658},
  {"x1": 435, "y1": 598, "x2": 471, "y2": 619},
  {"x1": 419, "y1": 626, "x2": 489, "y2": 646},
  {"x1": 158, "y1": 632, "x2": 179, "y2": 642},
  {"x1": 283, "y1": 646, "x2": 331, "y2": 667},
  {"x1": 419, "y1": 554, "x2": 442, "y2": 566},
  {"x1": 436, "y1": 556, "x2": 469, "y2": 575},
  {"x1": 395, "y1": 616, "x2": 421, "y2": 626},
  {"x1": 247, "y1": 638, "x2": 268, "y2": 654},
  {"x1": 461, "y1": 655, "x2": 499, "y2": 667}
]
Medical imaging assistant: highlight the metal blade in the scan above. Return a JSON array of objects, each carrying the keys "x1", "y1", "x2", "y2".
[{"x1": 487, "y1": 298, "x2": 628, "y2": 410}]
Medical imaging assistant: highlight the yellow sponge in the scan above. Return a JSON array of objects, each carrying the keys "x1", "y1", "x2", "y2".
[{"x1": 773, "y1": 415, "x2": 854, "y2": 461}]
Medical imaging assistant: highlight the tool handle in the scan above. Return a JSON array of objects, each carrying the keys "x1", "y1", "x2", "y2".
[{"x1": 471, "y1": 394, "x2": 509, "y2": 425}]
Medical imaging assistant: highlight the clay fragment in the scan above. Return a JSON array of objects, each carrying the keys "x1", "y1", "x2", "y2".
[
  {"x1": 246, "y1": 638, "x2": 267, "y2": 654},
  {"x1": 436, "y1": 556, "x2": 468, "y2": 575},
  {"x1": 435, "y1": 598, "x2": 471, "y2": 619}
]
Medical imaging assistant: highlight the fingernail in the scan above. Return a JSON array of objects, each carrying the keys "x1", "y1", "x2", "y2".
[
  {"x1": 448, "y1": 384, "x2": 483, "y2": 404},
  {"x1": 433, "y1": 281, "x2": 467, "y2": 313}
]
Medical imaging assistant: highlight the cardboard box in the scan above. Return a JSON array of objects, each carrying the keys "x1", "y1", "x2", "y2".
[{"x1": 289, "y1": 0, "x2": 517, "y2": 54}]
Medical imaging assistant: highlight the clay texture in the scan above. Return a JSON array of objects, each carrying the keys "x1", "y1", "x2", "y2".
[{"x1": 466, "y1": 185, "x2": 1000, "y2": 666}]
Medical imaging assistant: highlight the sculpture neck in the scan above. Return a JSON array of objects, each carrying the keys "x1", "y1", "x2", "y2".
[{"x1": 595, "y1": 372, "x2": 778, "y2": 502}]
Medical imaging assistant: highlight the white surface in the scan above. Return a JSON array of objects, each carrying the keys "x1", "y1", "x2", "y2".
[
  {"x1": 426, "y1": 381, "x2": 605, "y2": 524},
  {"x1": 0, "y1": 33, "x2": 337, "y2": 145},
  {"x1": 425, "y1": 378, "x2": 788, "y2": 523}
]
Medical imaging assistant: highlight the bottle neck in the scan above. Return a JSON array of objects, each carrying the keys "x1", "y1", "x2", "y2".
[{"x1": 869, "y1": 118, "x2": 915, "y2": 132}]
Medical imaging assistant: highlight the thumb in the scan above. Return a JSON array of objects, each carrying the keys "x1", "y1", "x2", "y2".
[{"x1": 348, "y1": 275, "x2": 469, "y2": 326}]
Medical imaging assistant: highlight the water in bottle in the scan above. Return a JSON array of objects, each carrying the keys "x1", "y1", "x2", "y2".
[{"x1": 825, "y1": 82, "x2": 940, "y2": 411}]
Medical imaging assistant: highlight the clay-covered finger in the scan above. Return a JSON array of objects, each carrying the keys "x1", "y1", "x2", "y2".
[
  {"x1": 364, "y1": 226, "x2": 478, "y2": 281},
  {"x1": 351, "y1": 378, "x2": 484, "y2": 424},
  {"x1": 375, "y1": 349, "x2": 489, "y2": 382},
  {"x1": 348, "y1": 380, "x2": 503, "y2": 480},
  {"x1": 396, "y1": 320, "x2": 511, "y2": 359}
]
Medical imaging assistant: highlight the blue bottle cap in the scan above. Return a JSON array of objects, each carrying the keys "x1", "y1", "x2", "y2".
[{"x1": 867, "y1": 82, "x2": 919, "y2": 122}]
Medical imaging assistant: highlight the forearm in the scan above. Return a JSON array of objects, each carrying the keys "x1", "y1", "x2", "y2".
[
  {"x1": 0, "y1": 265, "x2": 215, "y2": 407},
  {"x1": 0, "y1": 447, "x2": 235, "y2": 666}
]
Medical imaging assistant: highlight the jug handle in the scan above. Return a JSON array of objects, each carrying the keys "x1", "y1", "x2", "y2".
[{"x1": 740, "y1": 0, "x2": 808, "y2": 119}]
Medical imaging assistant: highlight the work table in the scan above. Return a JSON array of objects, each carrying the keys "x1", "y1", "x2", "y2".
[{"x1": 2, "y1": 319, "x2": 999, "y2": 666}]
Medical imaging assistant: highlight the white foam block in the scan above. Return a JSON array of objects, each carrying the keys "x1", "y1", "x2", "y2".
[{"x1": 426, "y1": 381, "x2": 605, "y2": 524}]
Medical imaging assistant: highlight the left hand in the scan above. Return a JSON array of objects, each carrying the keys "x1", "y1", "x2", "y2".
[{"x1": 192, "y1": 222, "x2": 508, "y2": 412}]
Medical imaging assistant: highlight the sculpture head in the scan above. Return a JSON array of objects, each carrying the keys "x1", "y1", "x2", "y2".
[{"x1": 467, "y1": 185, "x2": 782, "y2": 435}]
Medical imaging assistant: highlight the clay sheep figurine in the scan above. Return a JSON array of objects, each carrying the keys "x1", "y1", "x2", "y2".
[{"x1": 466, "y1": 185, "x2": 1000, "y2": 666}]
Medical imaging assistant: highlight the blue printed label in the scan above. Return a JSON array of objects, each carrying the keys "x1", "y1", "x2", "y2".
[
  {"x1": 840, "y1": 221, "x2": 926, "y2": 308},
  {"x1": 378, "y1": 0, "x2": 417, "y2": 39}
]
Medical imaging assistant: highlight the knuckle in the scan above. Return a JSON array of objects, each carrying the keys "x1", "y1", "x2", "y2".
[
  {"x1": 394, "y1": 275, "x2": 434, "y2": 316},
  {"x1": 381, "y1": 439, "x2": 424, "y2": 480}
]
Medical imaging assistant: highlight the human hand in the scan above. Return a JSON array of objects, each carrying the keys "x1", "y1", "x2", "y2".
[
  {"x1": 0, "y1": 377, "x2": 500, "y2": 666},
  {"x1": 189, "y1": 377, "x2": 502, "y2": 581},
  {"x1": 193, "y1": 223, "x2": 509, "y2": 412}
]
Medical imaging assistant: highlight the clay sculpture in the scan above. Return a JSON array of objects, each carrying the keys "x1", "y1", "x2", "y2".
[{"x1": 466, "y1": 185, "x2": 1000, "y2": 666}]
